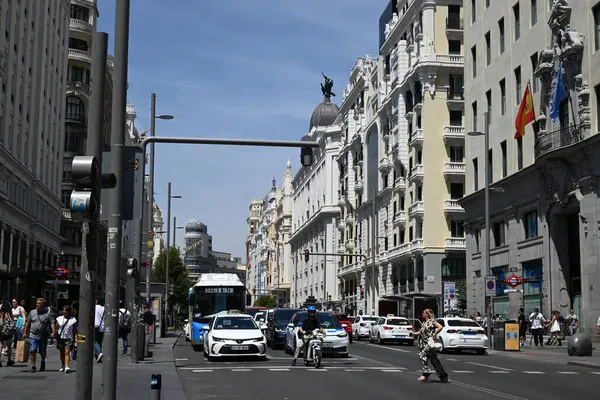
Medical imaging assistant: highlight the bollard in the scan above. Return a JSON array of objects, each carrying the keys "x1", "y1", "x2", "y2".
[{"x1": 150, "y1": 373, "x2": 162, "y2": 400}]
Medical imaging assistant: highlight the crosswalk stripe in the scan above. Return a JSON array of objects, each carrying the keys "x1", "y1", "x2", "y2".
[{"x1": 523, "y1": 371, "x2": 544, "y2": 374}]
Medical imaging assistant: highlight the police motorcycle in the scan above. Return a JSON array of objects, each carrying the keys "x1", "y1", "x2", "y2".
[{"x1": 298, "y1": 322, "x2": 326, "y2": 369}]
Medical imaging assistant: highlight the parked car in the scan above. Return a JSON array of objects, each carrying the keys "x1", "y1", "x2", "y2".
[
  {"x1": 436, "y1": 317, "x2": 488, "y2": 354},
  {"x1": 265, "y1": 308, "x2": 302, "y2": 349}
]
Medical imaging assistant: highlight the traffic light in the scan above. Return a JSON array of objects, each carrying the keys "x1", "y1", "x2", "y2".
[
  {"x1": 127, "y1": 258, "x2": 138, "y2": 278},
  {"x1": 304, "y1": 249, "x2": 310, "y2": 263},
  {"x1": 70, "y1": 156, "x2": 100, "y2": 219}
]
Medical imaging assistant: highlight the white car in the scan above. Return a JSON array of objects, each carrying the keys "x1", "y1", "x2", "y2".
[
  {"x1": 284, "y1": 311, "x2": 349, "y2": 357},
  {"x1": 203, "y1": 313, "x2": 268, "y2": 360},
  {"x1": 184, "y1": 319, "x2": 191, "y2": 342},
  {"x1": 351, "y1": 315, "x2": 379, "y2": 340},
  {"x1": 436, "y1": 317, "x2": 489, "y2": 354},
  {"x1": 368, "y1": 315, "x2": 415, "y2": 345}
]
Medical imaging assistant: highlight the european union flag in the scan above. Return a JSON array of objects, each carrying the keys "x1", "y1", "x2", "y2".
[{"x1": 550, "y1": 63, "x2": 567, "y2": 122}]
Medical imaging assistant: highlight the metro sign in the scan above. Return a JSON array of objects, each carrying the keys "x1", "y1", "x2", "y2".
[
  {"x1": 46, "y1": 266, "x2": 70, "y2": 277},
  {"x1": 504, "y1": 275, "x2": 523, "y2": 288}
]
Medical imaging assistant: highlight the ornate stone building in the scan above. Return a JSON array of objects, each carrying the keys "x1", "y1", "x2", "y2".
[{"x1": 461, "y1": 0, "x2": 600, "y2": 335}]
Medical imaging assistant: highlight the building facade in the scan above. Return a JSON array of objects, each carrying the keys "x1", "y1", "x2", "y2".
[
  {"x1": 289, "y1": 87, "x2": 343, "y2": 309},
  {"x1": 0, "y1": 0, "x2": 71, "y2": 302},
  {"x1": 461, "y1": 0, "x2": 600, "y2": 334}
]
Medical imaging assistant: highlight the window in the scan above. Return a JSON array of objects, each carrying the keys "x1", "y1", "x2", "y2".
[
  {"x1": 524, "y1": 211, "x2": 538, "y2": 239},
  {"x1": 486, "y1": 89, "x2": 492, "y2": 125},
  {"x1": 514, "y1": 66, "x2": 522, "y2": 104},
  {"x1": 471, "y1": 45, "x2": 477, "y2": 78},
  {"x1": 531, "y1": 0, "x2": 537, "y2": 26},
  {"x1": 472, "y1": 101, "x2": 478, "y2": 131},
  {"x1": 473, "y1": 158, "x2": 479, "y2": 191},
  {"x1": 530, "y1": 52, "x2": 539, "y2": 92},
  {"x1": 488, "y1": 149, "x2": 493, "y2": 183},
  {"x1": 493, "y1": 222, "x2": 506, "y2": 247},
  {"x1": 517, "y1": 136, "x2": 523, "y2": 170},
  {"x1": 450, "y1": 221, "x2": 465, "y2": 237},
  {"x1": 485, "y1": 31, "x2": 491, "y2": 65},
  {"x1": 471, "y1": 0, "x2": 476, "y2": 23},
  {"x1": 500, "y1": 79, "x2": 506, "y2": 115},
  {"x1": 498, "y1": 18, "x2": 505, "y2": 54},
  {"x1": 595, "y1": 4, "x2": 600, "y2": 51},
  {"x1": 513, "y1": 3, "x2": 520, "y2": 40},
  {"x1": 500, "y1": 140, "x2": 507, "y2": 177}
]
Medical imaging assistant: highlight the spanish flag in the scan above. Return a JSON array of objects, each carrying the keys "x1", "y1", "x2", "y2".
[{"x1": 514, "y1": 83, "x2": 535, "y2": 139}]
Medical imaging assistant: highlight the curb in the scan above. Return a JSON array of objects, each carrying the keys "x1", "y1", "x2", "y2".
[{"x1": 566, "y1": 361, "x2": 600, "y2": 370}]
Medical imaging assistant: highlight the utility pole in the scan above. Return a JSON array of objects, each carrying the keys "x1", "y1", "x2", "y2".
[
  {"x1": 146, "y1": 93, "x2": 156, "y2": 312},
  {"x1": 75, "y1": 31, "x2": 107, "y2": 400},
  {"x1": 103, "y1": 0, "x2": 130, "y2": 398}
]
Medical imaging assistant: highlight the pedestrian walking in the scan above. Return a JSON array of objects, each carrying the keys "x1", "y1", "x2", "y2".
[
  {"x1": 416, "y1": 308, "x2": 448, "y2": 383},
  {"x1": 22, "y1": 298, "x2": 56, "y2": 373},
  {"x1": 0, "y1": 301, "x2": 17, "y2": 366},
  {"x1": 56, "y1": 306, "x2": 77, "y2": 373}
]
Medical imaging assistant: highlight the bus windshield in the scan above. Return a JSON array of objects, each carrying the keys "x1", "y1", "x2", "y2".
[{"x1": 192, "y1": 285, "x2": 245, "y2": 322}]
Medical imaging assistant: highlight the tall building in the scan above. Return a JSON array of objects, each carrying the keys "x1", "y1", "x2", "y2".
[
  {"x1": 289, "y1": 81, "x2": 343, "y2": 309},
  {"x1": 59, "y1": 0, "x2": 115, "y2": 302},
  {"x1": 460, "y1": 0, "x2": 600, "y2": 334},
  {"x1": 0, "y1": 0, "x2": 71, "y2": 301}
]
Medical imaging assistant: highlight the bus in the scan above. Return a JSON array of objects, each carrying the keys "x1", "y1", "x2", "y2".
[{"x1": 188, "y1": 273, "x2": 246, "y2": 351}]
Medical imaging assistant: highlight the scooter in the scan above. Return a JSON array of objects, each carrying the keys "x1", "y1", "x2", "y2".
[{"x1": 304, "y1": 329, "x2": 326, "y2": 369}]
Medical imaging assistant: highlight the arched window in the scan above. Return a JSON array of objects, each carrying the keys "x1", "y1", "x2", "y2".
[{"x1": 66, "y1": 96, "x2": 84, "y2": 121}]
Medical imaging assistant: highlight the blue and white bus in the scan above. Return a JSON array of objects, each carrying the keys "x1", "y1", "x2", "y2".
[{"x1": 188, "y1": 273, "x2": 246, "y2": 351}]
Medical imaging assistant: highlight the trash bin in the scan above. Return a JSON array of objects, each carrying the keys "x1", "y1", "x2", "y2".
[{"x1": 492, "y1": 320, "x2": 520, "y2": 351}]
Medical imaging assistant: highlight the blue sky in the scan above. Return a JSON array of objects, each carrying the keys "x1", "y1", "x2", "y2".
[{"x1": 97, "y1": 0, "x2": 385, "y2": 261}]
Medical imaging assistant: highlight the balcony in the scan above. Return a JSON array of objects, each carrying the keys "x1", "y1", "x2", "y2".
[
  {"x1": 408, "y1": 129, "x2": 423, "y2": 147},
  {"x1": 354, "y1": 178, "x2": 364, "y2": 194},
  {"x1": 345, "y1": 214, "x2": 355, "y2": 225},
  {"x1": 408, "y1": 165, "x2": 423, "y2": 182},
  {"x1": 393, "y1": 212, "x2": 406, "y2": 227},
  {"x1": 534, "y1": 126, "x2": 583, "y2": 159},
  {"x1": 444, "y1": 199, "x2": 465, "y2": 214},
  {"x1": 68, "y1": 49, "x2": 91, "y2": 64},
  {"x1": 378, "y1": 156, "x2": 392, "y2": 173},
  {"x1": 445, "y1": 16, "x2": 464, "y2": 39},
  {"x1": 443, "y1": 162, "x2": 466, "y2": 178},
  {"x1": 446, "y1": 87, "x2": 464, "y2": 110},
  {"x1": 393, "y1": 177, "x2": 406, "y2": 193},
  {"x1": 445, "y1": 237, "x2": 466, "y2": 250},
  {"x1": 408, "y1": 201, "x2": 424, "y2": 218},
  {"x1": 69, "y1": 19, "x2": 93, "y2": 35},
  {"x1": 443, "y1": 126, "x2": 465, "y2": 143}
]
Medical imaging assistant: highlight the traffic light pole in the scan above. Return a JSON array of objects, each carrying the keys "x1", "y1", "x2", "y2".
[
  {"x1": 103, "y1": 1, "x2": 130, "y2": 399},
  {"x1": 75, "y1": 31, "x2": 108, "y2": 400}
]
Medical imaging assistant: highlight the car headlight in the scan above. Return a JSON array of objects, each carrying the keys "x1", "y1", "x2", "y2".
[
  {"x1": 212, "y1": 337, "x2": 225, "y2": 342},
  {"x1": 337, "y1": 332, "x2": 348, "y2": 338}
]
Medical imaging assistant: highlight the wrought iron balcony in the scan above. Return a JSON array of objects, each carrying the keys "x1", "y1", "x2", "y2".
[{"x1": 534, "y1": 126, "x2": 583, "y2": 159}]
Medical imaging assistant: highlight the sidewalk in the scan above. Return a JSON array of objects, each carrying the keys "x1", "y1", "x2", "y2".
[
  {"x1": 0, "y1": 332, "x2": 187, "y2": 399},
  {"x1": 488, "y1": 341, "x2": 600, "y2": 369}
]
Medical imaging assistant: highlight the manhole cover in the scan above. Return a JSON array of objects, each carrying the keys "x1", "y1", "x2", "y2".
[{"x1": 3, "y1": 375, "x2": 48, "y2": 379}]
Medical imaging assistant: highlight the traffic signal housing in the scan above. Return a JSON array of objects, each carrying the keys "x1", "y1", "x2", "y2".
[
  {"x1": 70, "y1": 156, "x2": 101, "y2": 219},
  {"x1": 304, "y1": 249, "x2": 310, "y2": 263}
]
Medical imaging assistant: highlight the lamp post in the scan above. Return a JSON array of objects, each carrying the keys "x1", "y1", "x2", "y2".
[
  {"x1": 145, "y1": 93, "x2": 174, "y2": 314},
  {"x1": 467, "y1": 112, "x2": 492, "y2": 348},
  {"x1": 165, "y1": 182, "x2": 182, "y2": 336}
]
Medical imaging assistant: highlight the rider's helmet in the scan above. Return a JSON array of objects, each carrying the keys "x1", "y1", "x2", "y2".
[{"x1": 307, "y1": 305, "x2": 317, "y2": 317}]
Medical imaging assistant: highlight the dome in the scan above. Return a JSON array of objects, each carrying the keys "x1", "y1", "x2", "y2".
[{"x1": 309, "y1": 97, "x2": 339, "y2": 130}]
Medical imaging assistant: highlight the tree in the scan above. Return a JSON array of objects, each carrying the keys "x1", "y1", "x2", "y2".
[
  {"x1": 152, "y1": 246, "x2": 192, "y2": 314},
  {"x1": 454, "y1": 280, "x2": 467, "y2": 313},
  {"x1": 253, "y1": 295, "x2": 276, "y2": 308}
]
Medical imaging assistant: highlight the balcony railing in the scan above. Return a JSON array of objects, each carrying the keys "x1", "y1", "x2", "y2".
[{"x1": 534, "y1": 126, "x2": 583, "y2": 159}]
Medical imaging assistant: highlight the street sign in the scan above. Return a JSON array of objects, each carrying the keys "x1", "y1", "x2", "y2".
[
  {"x1": 146, "y1": 260, "x2": 151, "y2": 269},
  {"x1": 146, "y1": 240, "x2": 154, "y2": 247},
  {"x1": 504, "y1": 275, "x2": 523, "y2": 288},
  {"x1": 146, "y1": 230, "x2": 154, "y2": 238},
  {"x1": 485, "y1": 276, "x2": 496, "y2": 297},
  {"x1": 147, "y1": 251, "x2": 154, "y2": 258}
]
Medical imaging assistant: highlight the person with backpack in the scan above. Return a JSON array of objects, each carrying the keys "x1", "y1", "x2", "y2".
[{"x1": 118, "y1": 301, "x2": 132, "y2": 355}]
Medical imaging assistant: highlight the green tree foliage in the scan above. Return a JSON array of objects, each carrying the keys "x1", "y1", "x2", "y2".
[
  {"x1": 455, "y1": 280, "x2": 467, "y2": 312},
  {"x1": 152, "y1": 247, "x2": 192, "y2": 312},
  {"x1": 253, "y1": 295, "x2": 276, "y2": 308}
]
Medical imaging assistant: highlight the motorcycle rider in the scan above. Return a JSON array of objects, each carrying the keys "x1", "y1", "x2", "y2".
[{"x1": 292, "y1": 306, "x2": 321, "y2": 366}]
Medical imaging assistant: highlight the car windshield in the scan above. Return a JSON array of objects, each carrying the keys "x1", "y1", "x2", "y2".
[
  {"x1": 386, "y1": 319, "x2": 410, "y2": 326},
  {"x1": 275, "y1": 309, "x2": 300, "y2": 324},
  {"x1": 296, "y1": 312, "x2": 341, "y2": 329},
  {"x1": 447, "y1": 320, "x2": 481, "y2": 327},
  {"x1": 214, "y1": 316, "x2": 258, "y2": 330}
]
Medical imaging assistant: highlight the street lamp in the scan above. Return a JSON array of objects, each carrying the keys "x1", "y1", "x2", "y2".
[
  {"x1": 165, "y1": 182, "x2": 182, "y2": 335},
  {"x1": 467, "y1": 112, "x2": 492, "y2": 348},
  {"x1": 146, "y1": 93, "x2": 174, "y2": 314}
]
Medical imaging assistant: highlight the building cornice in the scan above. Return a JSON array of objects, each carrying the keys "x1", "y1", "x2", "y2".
[{"x1": 288, "y1": 205, "x2": 340, "y2": 244}]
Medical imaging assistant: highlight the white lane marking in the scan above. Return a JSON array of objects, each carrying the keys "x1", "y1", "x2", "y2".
[
  {"x1": 522, "y1": 371, "x2": 544, "y2": 374},
  {"x1": 192, "y1": 369, "x2": 213, "y2": 373},
  {"x1": 556, "y1": 371, "x2": 579, "y2": 375},
  {"x1": 452, "y1": 370, "x2": 475, "y2": 373},
  {"x1": 467, "y1": 362, "x2": 514, "y2": 371},
  {"x1": 175, "y1": 358, "x2": 188, "y2": 361},
  {"x1": 489, "y1": 371, "x2": 510, "y2": 374},
  {"x1": 231, "y1": 369, "x2": 252, "y2": 372},
  {"x1": 269, "y1": 368, "x2": 290, "y2": 371},
  {"x1": 381, "y1": 369, "x2": 403, "y2": 372}
]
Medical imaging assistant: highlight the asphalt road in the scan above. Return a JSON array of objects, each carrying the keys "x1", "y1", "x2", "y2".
[{"x1": 175, "y1": 338, "x2": 600, "y2": 400}]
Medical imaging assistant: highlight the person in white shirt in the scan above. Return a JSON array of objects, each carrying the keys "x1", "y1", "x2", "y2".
[
  {"x1": 529, "y1": 308, "x2": 547, "y2": 346},
  {"x1": 94, "y1": 298, "x2": 105, "y2": 362},
  {"x1": 56, "y1": 306, "x2": 77, "y2": 373}
]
